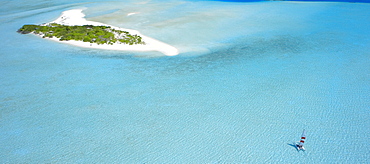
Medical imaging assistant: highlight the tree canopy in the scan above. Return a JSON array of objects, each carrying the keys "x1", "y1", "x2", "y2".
[{"x1": 17, "y1": 23, "x2": 145, "y2": 45}]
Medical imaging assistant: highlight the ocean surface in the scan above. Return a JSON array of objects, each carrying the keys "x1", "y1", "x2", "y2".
[{"x1": 1, "y1": 0, "x2": 369, "y2": 163}]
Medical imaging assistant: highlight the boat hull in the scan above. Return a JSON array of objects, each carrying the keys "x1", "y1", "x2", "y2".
[{"x1": 295, "y1": 144, "x2": 305, "y2": 151}]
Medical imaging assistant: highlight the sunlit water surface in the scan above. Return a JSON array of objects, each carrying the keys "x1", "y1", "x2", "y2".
[{"x1": 0, "y1": 0, "x2": 369, "y2": 163}]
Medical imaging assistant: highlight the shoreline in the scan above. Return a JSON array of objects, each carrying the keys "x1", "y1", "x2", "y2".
[{"x1": 43, "y1": 9, "x2": 179, "y2": 56}]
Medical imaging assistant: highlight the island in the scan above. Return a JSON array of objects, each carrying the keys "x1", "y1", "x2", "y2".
[
  {"x1": 16, "y1": 9, "x2": 179, "y2": 56},
  {"x1": 18, "y1": 23, "x2": 145, "y2": 45}
]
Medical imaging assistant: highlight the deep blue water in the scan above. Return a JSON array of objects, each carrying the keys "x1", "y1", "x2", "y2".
[{"x1": 0, "y1": 0, "x2": 369, "y2": 163}]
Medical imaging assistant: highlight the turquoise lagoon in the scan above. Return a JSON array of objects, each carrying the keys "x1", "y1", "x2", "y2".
[{"x1": 0, "y1": 0, "x2": 369, "y2": 163}]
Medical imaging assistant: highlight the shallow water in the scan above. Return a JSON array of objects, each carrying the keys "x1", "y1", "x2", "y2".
[{"x1": 0, "y1": 0, "x2": 369, "y2": 163}]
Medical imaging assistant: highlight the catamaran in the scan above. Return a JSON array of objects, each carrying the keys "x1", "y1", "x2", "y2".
[{"x1": 295, "y1": 129, "x2": 306, "y2": 151}]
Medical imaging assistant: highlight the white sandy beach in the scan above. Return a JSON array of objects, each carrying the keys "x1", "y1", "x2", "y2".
[{"x1": 45, "y1": 9, "x2": 179, "y2": 56}]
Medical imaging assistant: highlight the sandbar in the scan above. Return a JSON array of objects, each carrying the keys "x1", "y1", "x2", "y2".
[{"x1": 44, "y1": 9, "x2": 179, "y2": 56}]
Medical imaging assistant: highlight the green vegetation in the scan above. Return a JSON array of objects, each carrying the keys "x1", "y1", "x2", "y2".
[{"x1": 17, "y1": 23, "x2": 145, "y2": 45}]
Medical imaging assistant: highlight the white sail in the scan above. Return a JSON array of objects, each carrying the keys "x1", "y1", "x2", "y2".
[{"x1": 299, "y1": 129, "x2": 306, "y2": 146}]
